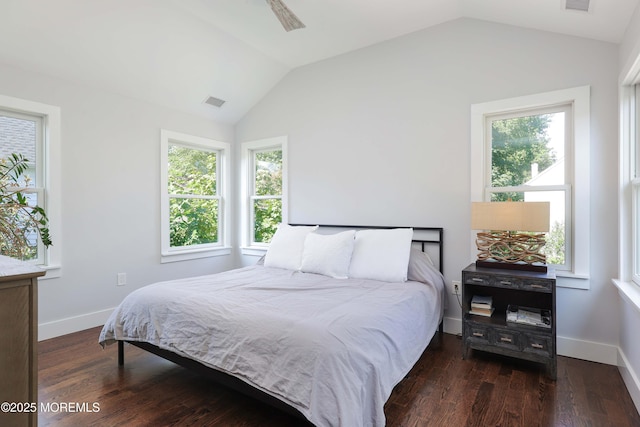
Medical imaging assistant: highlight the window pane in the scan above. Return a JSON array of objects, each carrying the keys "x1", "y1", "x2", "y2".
[
  {"x1": 168, "y1": 145, "x2": 216, "y2": 196},
  {"x1": 490, "y1": 190, "x2": 566, "y2": 266},
  {"x1": 0, "y1": 114, "x2": 38, "y2": 187},
  {"x1": 254, "y1": 150, "x2": 282, "y2": 196},
  {"x1": 22, "y1": 192, "x2": 40, "y2": 260},
  {"x1": 0, "y1": 192, "x2": 40, "y2": 260},
  {"x1": 491, "y1": 112, "x2": 564, "y2": 194},
  {"x1": 169, "y1": 198, "x2": 218, "y2": 247},
  {"x1": 253, "y1": 198, "x2": 281, "y2": 243}
]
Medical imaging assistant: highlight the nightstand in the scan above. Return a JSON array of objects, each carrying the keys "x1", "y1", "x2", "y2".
[{"x1": 461, "y1": 263, "x2": 557, "y2": 379}]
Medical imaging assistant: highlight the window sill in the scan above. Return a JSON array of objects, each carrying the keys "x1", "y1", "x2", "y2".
[
  {"x1": 241, "y1": 246, "x2": 268, "y2": 257},
  {"x1": 161, "y1": 247, "x2": 231, "y2": 264},
  {"x1": 39, "y1": 264, "x2": 61, "y2": 280},
  {"x1": 555, "y1": 271, "x2": 590, "y2": 290},
  {"x1": 612, "y1": 279, "x2": 640, "y2": 315}
]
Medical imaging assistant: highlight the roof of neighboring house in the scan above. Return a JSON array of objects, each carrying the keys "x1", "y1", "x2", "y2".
[
  {"x1": 525, "y1": 159, "x2": 564, "y2": 186},
  {"x1": 0, "y1": 115, "x2": 37, "y2": 163}
]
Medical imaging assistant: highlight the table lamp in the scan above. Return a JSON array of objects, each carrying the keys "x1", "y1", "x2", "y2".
[{"x1": 471, "y1": 201, "x2": 550, "y2": 272}]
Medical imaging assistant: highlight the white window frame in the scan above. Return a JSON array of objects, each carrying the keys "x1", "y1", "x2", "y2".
[
  {"x1": 0, "y1": 94, "x2": 61, "y2": 279},
  {"x1": 471, "y1": 86, "x2": 590, "y2": 289},
  {"x1": 614, "y1": 64, "x2": 640, "y2": 311},
  {"x1": 240, "y1": 136, "x2": 288, "y2": 256},
  {"x1": 160, "y1": 129, "x2": 230, "y2": 263},
  {"x1": 627, "y1": 84, "x2": 640, "y2": 286}
]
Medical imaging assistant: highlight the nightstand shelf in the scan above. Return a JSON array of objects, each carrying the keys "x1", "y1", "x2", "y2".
[{"x1": 462, "y1": 263, "x2": 556, "y2": 379}]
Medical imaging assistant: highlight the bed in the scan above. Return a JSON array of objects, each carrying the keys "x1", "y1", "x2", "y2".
[{"x1": 99, "y1": 225, "x2": 445, "y2": 427}]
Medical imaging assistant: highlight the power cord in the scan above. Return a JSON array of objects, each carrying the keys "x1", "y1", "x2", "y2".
[
  {"x1": 454, "y1": 282, "x2": 463, "y2": 338},
  {"x1": 454, "y1": 283, "x2": 463, "y2": 309}
]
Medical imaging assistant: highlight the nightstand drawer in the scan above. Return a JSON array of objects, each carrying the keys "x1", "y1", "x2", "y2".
[
  {"x1": 467, "y1": 325, "x2": 490, "y2": 343},
  {"x1": 464, "y1": 273, "x2": 494, "y2": 286},
  {"x1": 492, "y1": 328, "x2": 521, "y2": 351},
  {"x1": 521, "y1": 279, "x2": 553, "y2": 292},
  {"x1": 523, "y1": 334, "x2": 553, "y2": 357},
  {"x1": 493, "y1": 277, "x2": 521, "y2": 289}
]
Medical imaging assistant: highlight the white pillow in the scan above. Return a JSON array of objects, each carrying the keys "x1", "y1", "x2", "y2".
[
  {"x1": 300, "y1": 230, "x2": 356, "y2": 278},
  {"x1": 264, "y1": 224, "x2": 318, "y2": 270},
  {"x1": 348, "y1": 228, "x2": 413, "y2": 282}
]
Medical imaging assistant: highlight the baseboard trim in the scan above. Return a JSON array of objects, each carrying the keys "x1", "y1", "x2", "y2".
[
  {"x1": 443, "y1": 316, "x2": 462, "y2": 336},
  {"x1": 557, "y1": 335, "x2": 618, "y2": 365},
  {"x1": 618, "y1": 348, "x2": 640, "y2": 414},
  {"x1": 38, "y1": 308, "x2": 115, "y2": 341}
]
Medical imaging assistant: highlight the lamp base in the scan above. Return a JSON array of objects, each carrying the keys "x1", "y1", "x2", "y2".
[{"x1": 475, "y1": 260, "x2": 548, "y2": 273}]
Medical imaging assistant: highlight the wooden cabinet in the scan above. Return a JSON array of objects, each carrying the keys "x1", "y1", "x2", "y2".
[
  {"x1": 461, "y1": 263, "x2": 556, "y2": 379},
  {"x1": 0, "y1": 256, "x2": 45, "y2": 427}
]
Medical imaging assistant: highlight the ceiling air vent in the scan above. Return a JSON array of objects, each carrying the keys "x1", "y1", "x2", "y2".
[
  {"x1": 204, "y1": 96, "x2": 226, "y2": 108},
  {"x1": 565, "y1": 0, "x2": 590, "y2": 12}
]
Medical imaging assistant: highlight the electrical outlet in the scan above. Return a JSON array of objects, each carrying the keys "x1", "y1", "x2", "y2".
[
  {"x1": 452, "y1": 280, "x2": 461, "y2": 295},
  {"x1": 117, "y1": 273, "x2": 127, "y2": 286}
]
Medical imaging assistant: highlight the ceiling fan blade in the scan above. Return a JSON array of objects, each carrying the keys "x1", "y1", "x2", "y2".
[{"x1": 267, "y1": 0, "x2": 305, "y2": 32}]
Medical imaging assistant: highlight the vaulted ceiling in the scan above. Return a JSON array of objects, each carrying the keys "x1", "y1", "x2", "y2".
[{"x1": 0, "y1": 0, "x2": 638, "y2": 124}]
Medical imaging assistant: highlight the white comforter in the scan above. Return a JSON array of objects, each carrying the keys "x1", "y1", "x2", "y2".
[{"x1": 99, "y1": 264, "x2": 443, "y2": 427}]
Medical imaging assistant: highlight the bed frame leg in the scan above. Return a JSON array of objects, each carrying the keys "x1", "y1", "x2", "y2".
[
  {"x1": 118, "y1": 341, "x2": 124, "y2": 366},
  {"x1": 439, "y1": 321, "x2": 443, "y2": 334}
]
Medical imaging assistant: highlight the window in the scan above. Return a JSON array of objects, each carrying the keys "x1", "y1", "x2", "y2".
[
  {"x1": 471, "y1": 86, "x2": 590, "y2": 288},
  {"x1": 485, "y1": 105, "x2": 572, "y2": 270},
  {"x1": 0, "y1": 110, "x2": 44, "y2": 260},
  {"x1": 617, "y1": 60, "x2": 640, "y2": 304},
  {"x1": 251, "y1": 148, "x2": 283, "y2": 244},
  {"x1": 160, "y1": 130, "x2": 230, "y2": 262},
  {"x1": 0, "y1": 94, "x2": 61, "y2": 277},
  {"x1": 631, "y1": 85, "x2": 640, "y2": 285},
  {"x1": 241, "y1": 136, "x2": 288, "y2": 253},
  {"x1": 619, "y1": 68, "x2": 640, "y2": 297}
]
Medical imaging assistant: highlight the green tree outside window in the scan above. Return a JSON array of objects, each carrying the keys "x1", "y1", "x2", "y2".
[
  {"x1": 253, "y1": 149, "x2": 282, "y2": 244},
  {"x1": 167, "y1": 145, "x2": 219, "y2": 247}
]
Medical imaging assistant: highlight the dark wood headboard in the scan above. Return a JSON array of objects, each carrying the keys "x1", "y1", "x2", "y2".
[{"x1": 288, "y1": 224, "x2": 444, "y2": 275}]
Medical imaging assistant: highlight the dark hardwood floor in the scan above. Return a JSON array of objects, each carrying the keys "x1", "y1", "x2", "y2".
[{"x1": 37, "y1": 327, "x2": 640, "y2": 426}]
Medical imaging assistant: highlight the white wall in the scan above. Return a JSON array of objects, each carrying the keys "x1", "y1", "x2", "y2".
[
  {"x1": 613, "y1": 280, "x2": 640, "y2": 413},
  {"x1": 0, "y1": 61, "x2": 236, "y2": 339},
  {"x1": 235, "y1": 18, "x2": 621, "y2": 363}
]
